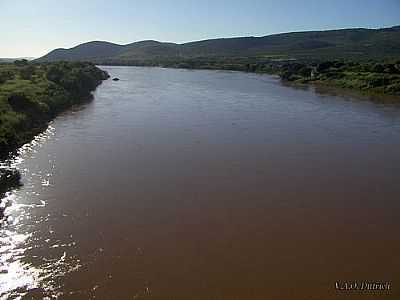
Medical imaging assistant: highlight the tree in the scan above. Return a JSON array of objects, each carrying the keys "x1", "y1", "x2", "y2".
[
  {"x1": 14, "y1": 59, "x2": 29, "y2": 66},
  {"x1": 46, "y1": 65, "x2": 65, "y2": 84}
]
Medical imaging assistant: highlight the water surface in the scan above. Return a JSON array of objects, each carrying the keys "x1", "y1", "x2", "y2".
[{"x1": 1, "y1": 66, "x2": 400, "y2": 299}]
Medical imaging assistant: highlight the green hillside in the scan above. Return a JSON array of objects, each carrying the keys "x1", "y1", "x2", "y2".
[{"x1": 37, "y1": 26, "x2": 400, "y2": 64}]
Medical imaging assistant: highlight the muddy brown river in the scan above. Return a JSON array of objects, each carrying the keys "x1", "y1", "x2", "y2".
[{"x1": 1, "y1": 66, "x2": 400, "y2": 299}]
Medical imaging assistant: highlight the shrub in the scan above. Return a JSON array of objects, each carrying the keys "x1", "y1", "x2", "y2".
[
  {"x1": 20, "y1": 65, "x2": 36, "y2": 80},
  {"x1": 371, "y1": 64, "x2": 385, "y2": 73},
  {"x1": 7, "y1": 92, "x2": 48, "y2": 116},
  {"x1": 0, "y1": 71, "x2": 15, "y2": 84},
  {"x1": 298, "y1": 66, "x2": 312, "y2": 77},
  {"x1": 46, "y1": 65, "x2": 65, "y2": 84},
  {"x1": 14, "y1": 59, "x2": 29, "y2": 67},
  {"x1": 316, "y1": 61, "x2": 334, "y2": 72},
  {"x1": 365, "y1": 74, "x2": 390, "y2": 88},
  {"x1": 383, "y1": 64, "x2": 398, "y2": 74}
]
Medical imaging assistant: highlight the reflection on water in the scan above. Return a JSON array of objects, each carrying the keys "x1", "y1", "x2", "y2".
[
  {"x1": 0, "y1": 228, "x2": 39, "y2": 299},
  {"x1": 0, "y1": 125, "x2": 82, "y2": 299},
  {"x1": 1, "y1": 67, "x2": 400, "y2": 299}
]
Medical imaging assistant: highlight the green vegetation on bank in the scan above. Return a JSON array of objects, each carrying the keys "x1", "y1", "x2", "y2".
[
  {"x1": 274, "y1": 60, "x2": 400, "y2": 97},
  {"x1": 0, "y1": 60, "x2": 108, "y2": 219},
  {"x1": 0, "y1": 60, "x2": 109, "y2": 158},
  {"x1": 37, "y1": 26, "x2": 400, "y2": 63},
  {"x1": 35, "y1": 25, "x2": 400, "y2": 99},
  {"x1": 99, "y1": 57, "x2": 400, "y2": 98}
]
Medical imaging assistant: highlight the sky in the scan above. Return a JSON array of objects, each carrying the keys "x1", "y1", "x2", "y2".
[{"x1": 1, "y1": 0, "x2": 399, "y2": 58}]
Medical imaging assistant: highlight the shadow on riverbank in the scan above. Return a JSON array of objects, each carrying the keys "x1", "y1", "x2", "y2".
[{"x1": 0, "y1": 168, "x2": 22, "y2": 221}]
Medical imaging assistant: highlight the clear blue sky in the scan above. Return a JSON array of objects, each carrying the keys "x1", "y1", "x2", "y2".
[{"x1": 1, "y1": 0, "x2": 399, "y2": 58}]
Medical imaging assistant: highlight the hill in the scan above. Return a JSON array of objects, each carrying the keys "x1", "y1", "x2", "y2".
[
  {"x1": 36, "y1": 26, "x2": 400, "y2": 64},
  {"x1": 38, "y1": 41, "x2": 123, "y2": 62}
]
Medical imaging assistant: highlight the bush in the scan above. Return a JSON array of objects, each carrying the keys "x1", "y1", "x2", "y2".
[
  {"x1": 385, "y1": 83, "x2": 400, "y2": 95},
  {"x1": 46, "y1": 64, "x2": 65, "y2": 84},
  {"x1": 324, "y1": 71, "x2": 344, "y2": 79},
  {"x1": 7, "y1": 92, "x2": 48, "y2": 116},
  {"x1": 316, "y1": 61, "x2": 334, "y2": 72},
  {"x1": 20, "y1": 65, "x2": 36, "y2": 80},
  {"x1": 365, "y1": 74, "x2": 390, "y2": 88},
  {"x1": 395, "y1": 63, "x2": 400, "y2": 73},
  {"x1": 298, "y1": 66, "x2": 312, "y2": 77},
  {"x1": 0, "y1": 71, "x2": 15, "y2": 84},
  {"x1": 371, "y1": 63, "x2": 385, "y2": 73},
  {"x1": 281, "y1": 70, "x2": 294, "y2": 81},
  {"x1": 383, "y1": 64, "x2": 399, "y2": 74},
  {"x1": 40, "y1": 84, "x2": 72, "y2": 115},
  {"x1": 14, "y1": 59, "x2": 29, "y2": 67},
  {"x1": 333, "y1": 61, "x2": 345, "y2": 68},
  {"x1": 46, "y1": 62, "x2": 109, "y2": 98}
]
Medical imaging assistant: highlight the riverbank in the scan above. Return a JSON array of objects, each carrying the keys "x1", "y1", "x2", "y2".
[
  {"x1": 0, "y1": 61, "x2": 109, "y2": 219},
  {"x1": 2, "y1": 65, "x2": 399, "y2": 299},
  {"x1": 277, "y1": 60, "x2": 400, "y2": 98},
  {"x1": 0, "y1": 168, "x2": 21, "y2": 221},
  {"x1": 0, "y1": 61, "x2": 109, "y2": 158},
  {"x1": 100, "y1": 59, "x2": 400, "y2": 100}
]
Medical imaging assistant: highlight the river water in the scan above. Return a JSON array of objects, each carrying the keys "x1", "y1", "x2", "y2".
[{"x1": 1, "y1": 66, "x2": 400, "y2": 299}]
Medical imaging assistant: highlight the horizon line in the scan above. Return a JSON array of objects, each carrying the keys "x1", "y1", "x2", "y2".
[{"x1": 2, "y1": 24, "x2": 399, "y2": 59}]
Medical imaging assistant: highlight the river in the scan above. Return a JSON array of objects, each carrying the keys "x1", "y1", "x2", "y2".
[{"x1": 1, "y1": 66, "x2": 400, "y2": 299}]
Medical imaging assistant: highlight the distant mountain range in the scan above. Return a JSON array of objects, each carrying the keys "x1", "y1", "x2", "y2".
[
  {"x1": 37, "y1": 26, "x2": 400, "y2": 63},
  {"x1": 0, "y1": 57, "x2": 35, "y2": 63}
]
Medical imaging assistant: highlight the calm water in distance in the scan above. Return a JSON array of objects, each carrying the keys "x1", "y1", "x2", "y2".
[{"x1": 1, "y1": 66, "x2": 400, "y2": 299}]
